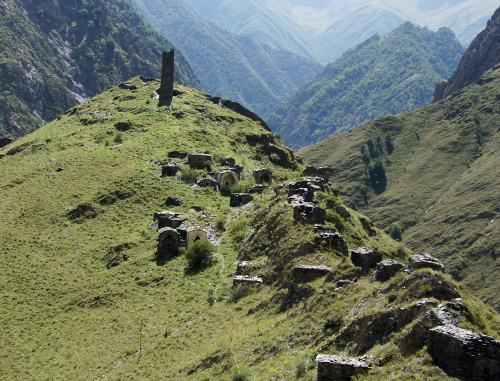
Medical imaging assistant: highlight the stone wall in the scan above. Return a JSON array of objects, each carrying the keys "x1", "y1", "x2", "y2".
[{"x1": 316, "y1": 355, "x2": 370, "y2": 381}]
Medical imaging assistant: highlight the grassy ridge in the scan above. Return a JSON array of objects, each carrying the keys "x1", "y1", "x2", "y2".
[
  {"x1": 299, "y1": 64, "x2": 500, "y2": 310},
  {"x1": 0, "y1": 78, "x2": 498, "y2": 380}
]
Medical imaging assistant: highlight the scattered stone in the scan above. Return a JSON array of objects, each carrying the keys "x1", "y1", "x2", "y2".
[
  {"x1": 197, "y1": 178, "x2": 218, "y2": 189},
  {"x1": 165, "y1": 197, "x2": 182, "y2": 206},
  {"x1": 316, "y1": 355, "x2": 370, "y2": 381},
  {"x1": 230, "y1": 193, "x2": 254, "y2": 207},
  {"x1": 336, "y1": 279, "x2": 355, "y2": 288},
  {"x1": 56, "y1": 167, "x2": 64, "y2": 172},
  {"x1": 168, "y1": 150, "x2": 188, "y2": 159},
  {"x1": 118, "y1": 82, "x2": 138, "y2": 90},
  {"x1": 408, "y1": 254, "x2": 445, "y2": 272},
  {"x1": 161, "y1": 164, "x2": 180, "y2": 177},
  {"x1": 253, "y1": 168, "x2": 272, "y2": 184},
  {"x1": 217, "y1": 170, "x2": 238, "y2": 192},
  {"x1": 187, "y1": 228, "x2": 208, "y2": 247},
  {"x1": 350, "y1": 247, "x2": 383, "y2": 270},
  {"x1": 249, "y1": 185, "x2": 269, "y2": 194},
  {"x1": 157, "y1": 227, "x2": 179, "y2": 254},
  {"x1": 188, "y1": 152, "x2": 212, "y2": 169},
  {"x1": 236, "y1": 261, "x2": 249, "y2": 275},
  {"x1": 0, "y1": 136, "x2": 13, "y2": 148},
  {"x1": 158, "y1": 49, "x2": 174, "y2": 100},
  {"x1": 293, "y1": 265, "x2": 331, "y2": 283},
  {"x1": 221, "y1": 157, "x2": 235, "y2": 167},
  {"x1": 374, "y1": 260, "x2": 406, "y2": 282},
  {"x1": 427, "y1": 325, "x2": 500, "y2": 380},
  {"x1": 293, "y1": 202, "x2": 326, "y2": 224},
  {"x1": 232, "y1": 275, "x2": 263, "y2": 287}
]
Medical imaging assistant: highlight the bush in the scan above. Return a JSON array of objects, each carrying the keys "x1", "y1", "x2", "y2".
[
  {"x1": 390, "y1": 223, "x2": 402, "y2": 241},
  {"x1": 323, "y1": 313, "x2": 344, "y2": 334},
  {"x1": 113, "y1": 132, "x2": 123, "y2": 144},
  {"x1": 231, "y1": 369, "x2": 250, "y2": 381},
  {"x1": 185, "y1": 239, "x2": 215, "y2": 270}
]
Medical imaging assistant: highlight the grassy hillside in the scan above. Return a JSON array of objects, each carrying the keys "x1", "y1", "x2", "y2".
[
  {"x1": 131, "y1": 0, "x2": 323, "y2": 118},
  {"x1": 299, "y1": 64, "x2": 500, "y2": 310},
  {"x1": 268, "y1": 22, "x2": 464, "y2": 149},
  {"x1": 1, "y1": 78, "x2": 499, "y2": 380},
  {"x1": 0, "y1": 0, "x2": 200, "y2": 138}
]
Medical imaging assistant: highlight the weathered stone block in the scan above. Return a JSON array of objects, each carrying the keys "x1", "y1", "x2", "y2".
[
  {"x1": 221, "y1": 157, "x2": 235, "y2": 167},
  {"x1": 197, "y1": 178, "x2": 218, "y2": 189},
  {"x1": 316, "y1": 355, "x2": 370, "y2": 381},
  {"x1": 161, "y1": 164, "x2": 180, "y2": 177},
  {"x1": 154, "y1": 211, "x2": 185, "y2": 229},
  {"x1": 0, "y1": 136, "x2": 13, "y2": 148},
  {"x1": 230, "y1": 193, "x2": 254, "y2": 207},
  {"x1": 293, "y1": 265, "x2": 331, "y2": 283},
  {"x1": 188, "y1": 153, "x2": 212, "y2": 168},
  {"x1": 165, "y1": 197, "x2": 182, "y2": 206},
  {"x1": 408, "y1": 254, "x2": 445, "y2": 272},
  {"x1": 427, "y1": 325, "x2": 500, "y2": 380},
  {"x1": 374, "y1": 260, "x2": 406, "y2": 282},
  {"x1": 293, "y1": 202, "x2": 326, "y2": 224},
  {"x1": 350, "y1": 247, "x2": 383, "y2": 270}
]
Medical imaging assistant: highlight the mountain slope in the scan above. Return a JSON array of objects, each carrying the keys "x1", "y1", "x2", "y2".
[
  {"x1": 434, "y1": 5, "x2": 500, "y2": 101},
  {"x1": 1, "y1": 76, "x2": 499, "y2": 380},
  {"x1": 0, "y1": 0, "x2": 200, "y2": 139},
  {"x1": 268, "y1": 23, "x2": 464, "y2": 149},
  {"x1": 185, "y1": 0, "x2": 498, "y2": 64},
  {"x1": 131, "y1": 0, "x2": 323, "y2": 118},
  {"x1": 298, "y1": 64, "x2": 500, "y2": 310}
]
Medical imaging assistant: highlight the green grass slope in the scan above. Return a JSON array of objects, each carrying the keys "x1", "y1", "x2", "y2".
[
  {"x1": 0, "y1": 0, "x2": 200, "y2": 139},
  {"x1": 131, "y1": 0, "x2": 323, "y2": 118},
  {"x1": 268, "y1": 22, "x2": 464, "y2": 149},
  {"x1": 0, "y1": 78, "x2": 498, "y2": 380},
  {"x1": 299, "y1": 64, "x2": 500, "y2": 310}
]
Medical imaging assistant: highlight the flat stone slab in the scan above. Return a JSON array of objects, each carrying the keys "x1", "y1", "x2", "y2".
[
  {"x1": 232, "y1": 276, "x2": 263, "y2": 287},
  {"x1": 409, "y1": 254, "x2": 445, "y2": 272},
  {"x1": 350, "y1": 247, "x2": 383, "y2": 270},
  {"x1": 316, "y1": 354, "x2": 370, "y2": 381},
  {"x1": 293, "y1": 265, "x2": 331, "y2": 283}
]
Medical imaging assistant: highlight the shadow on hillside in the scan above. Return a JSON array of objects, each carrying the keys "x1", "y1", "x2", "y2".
[{"x1": 158, "y1": 98, "x2": 172, "y2": 107}]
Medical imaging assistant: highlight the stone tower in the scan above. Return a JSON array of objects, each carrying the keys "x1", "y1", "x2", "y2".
[{"x1": 158, "y1": 49, "x2": 174, "y2": 100}]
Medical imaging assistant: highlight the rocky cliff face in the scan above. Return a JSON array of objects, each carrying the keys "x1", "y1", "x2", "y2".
[{"x1": 434, "y1": 6, "x2": 500, "y2": 102}]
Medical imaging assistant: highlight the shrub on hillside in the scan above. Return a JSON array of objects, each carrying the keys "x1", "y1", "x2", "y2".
[{"x1": 185, "y1": 239, "x2": 215, "y2": 270}]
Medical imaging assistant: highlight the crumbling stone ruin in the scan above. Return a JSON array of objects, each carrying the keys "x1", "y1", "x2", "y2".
[
  {"x1": 293, "y1": 265, "x2": 331, "y2": 283},
  {"x1": 316, "y1": 355, "x2": 370, "y2": 381},
  {"x1": 168, "y1": 150, "x2": 188, "y2": 159},
  {"x1": 427, "y1": 325, "x2": 500, "y2": 380},
  {"x1": 249, "y1": 185, "x2": 269, "y2": 194},
  {"x1": 314, "y1": 225, "x2": 349, "y2": 255},
  {"x1": 157, "y1": 227, "x2": 179, "y2": 255},
  {"x1": 230, "y1": 193, "x2": 254, "y2": 207},
  {"x1": 188, "y1": 153, "x2": 212, "y2": 169},
  {"x1": 154, "y1": 211, "x2": 185, "y2": 229},
  {"x1": 302, "y1": 165, "x2": 332, "y2": 180},
  {"x1": 350, "y1": 247, "x2": 383, "y2": 270},
  {"x1": 221, "y1": 157, "x2": 235, "y2": 167},
  {"x1": 216, "y1": 170, "x2": 238, "y2": 192},
  {"x1": 373, "y1": 259, "x2": 406, "y2": 282},
  {"x1": 187, "y1": 228, "x2": 208, "y2": 247},
  {"x1": 408, "y1": 253, "x2": 445, "y2": 272},
  {"x1": 252, "y1": 168, "x2": 272, "y2": 184},
  {"x1": 197, "y1": 178, "x2": 218, "y2": 189},
  {"x1": 162, "y1": 163, "x2": 180, "y2": 177},
  {"x1": 158, "y1": 49, "x2": 174, "y2": 101}
]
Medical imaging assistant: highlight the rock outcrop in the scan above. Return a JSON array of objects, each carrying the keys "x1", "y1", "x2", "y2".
[
  {"x1": 292, "y1": 265, "x2": 331, "y2": 283},
  {"x1": 230, "y1": 193, "x2": 254, "y2": 207},
  {"x1": 427, "y1": 325, "x2": 500, "y2": 380},
  {"x1": 316, "y1": 355, "x2": 370, "y2": 381},
  {"x1": 350, "y1": 247, "x2": 383, "y2": 270},
  {"x1": 408, "y1": 254, "x2": 445, "y2": 272},
  {"x1": 374, "y1": 260, "x2": 406, "y2": 282},
  {"x1": 434, "y1": 6, "x2": 500, "y2": 102}
]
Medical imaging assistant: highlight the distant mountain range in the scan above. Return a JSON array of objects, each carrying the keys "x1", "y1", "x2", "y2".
[
  {"x1": 186, "y1": 0, "x2": 499, "y2": 64},
  {"x1": 131, "y1": 0, "x2": 323, "y2": 118},
  {"x1": 268, "y1": 22, "x2": 464, "y2": 148},
  {"x1": 298, "y1": 7, "x2": 500, "y2": 309},
  {"x1": 0, "y1": 0, "x2": 200, "y2": 138}
]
